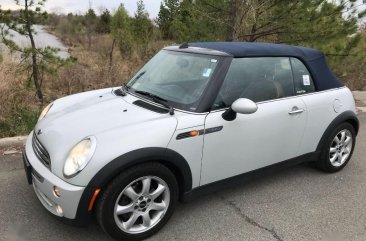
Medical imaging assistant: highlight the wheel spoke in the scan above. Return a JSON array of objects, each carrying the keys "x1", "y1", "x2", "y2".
[
  {"x1": 330, "y1": 147, "x2": 337, "y2": 154},
  {"x1": 142, "y1": 212, "x2": 152, "y2": 227},
  {"x1": 124, "y1": 187, "x2": 139, "y2": 201},
  {"x1": 344, "y1": 136, "x2": 352, "y2": 146},
  {"x1": 141, "y1": 178, "x2": 151, "y2": 195},
  {"x1": 150, "y1": 201, "x2": 166, "y2": 211},
  {"x1": 337, "y1": 152, "x2": 342, "y2": 163},
  {"x1": 151, "y1": 184, "x2": 166, "y2": 200},
  {"x1": 330, "y1": 154, "x2": 337, "y2": 163},
  {"x1": 124, "y1": 212, "x2": 139, "y2": 230},
  {"x1": 340, "y1": 131, "x2": 346, "y2": 143},
  {"x1": 116, "y1": 203, "x2": 135, "y2": 215},
  {"x1": 344, "y1": 147, "x2": 350, "y2": 154},
  {"x1": 334, "y1": 136, "x2": 340, "y2": 144}
]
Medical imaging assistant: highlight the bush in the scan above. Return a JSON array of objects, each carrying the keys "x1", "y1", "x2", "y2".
[
  {"x1": 0, "y1": 63, "x2": 40, "y2": 138},
  {"x1": 0, "y1": 107, "x2": 39, "y2": 138}
]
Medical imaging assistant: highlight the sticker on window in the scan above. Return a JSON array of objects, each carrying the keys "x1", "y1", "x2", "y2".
[
  {"x1": 202, "y1": 68, "x2": 212, "y2": 77},
  {"x1": 302, "y1": 75, "x2": 310, "y2": 86},
  {"x1": 297, "y1": 90, "x2": 306, "y2": 94},
  {"x1": 211, "y1": 59, "x2": 217, "y2": 63}
]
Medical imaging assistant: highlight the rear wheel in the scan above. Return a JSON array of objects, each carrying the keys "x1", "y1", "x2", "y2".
[
  {"x1": 317, "y1": 122, "x2": 356, "y2": 173},
  {"x1": 96, "y1": 162, "x2": 178, "y2": 241}
]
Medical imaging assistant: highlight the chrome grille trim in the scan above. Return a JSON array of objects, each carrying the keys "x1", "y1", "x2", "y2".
[{"x1": 32, "y1": 132, "x2": 51, "y2": 169}]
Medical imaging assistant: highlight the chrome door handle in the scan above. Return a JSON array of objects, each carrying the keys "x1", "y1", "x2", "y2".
[{"x1": 288, "y1": 107, "x2": 304, "y2": 115}]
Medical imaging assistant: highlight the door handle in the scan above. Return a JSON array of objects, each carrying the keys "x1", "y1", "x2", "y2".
[{"x1": 288, "y1": 107, "x2": 304, "y2": 115}]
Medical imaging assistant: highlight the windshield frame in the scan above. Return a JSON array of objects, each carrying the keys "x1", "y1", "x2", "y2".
[{"x1": 126, "y1": 49, "x2": 231, "y2": 113}]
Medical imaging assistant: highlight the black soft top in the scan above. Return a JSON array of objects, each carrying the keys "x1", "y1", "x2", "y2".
[{"x1": 182, "y1": 42, "x2": 344, "y2": 91}]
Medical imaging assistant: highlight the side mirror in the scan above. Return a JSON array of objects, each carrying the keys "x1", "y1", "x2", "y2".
[{"x1": 222, "y1": 98, "x2": 258, "y2": 121}]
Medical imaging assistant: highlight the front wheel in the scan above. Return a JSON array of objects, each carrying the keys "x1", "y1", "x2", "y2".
[
  {"x1": 96, "y1": 162, "x2": 178, "y2": 241},
  {"x1": 317, "y1": 122, "x2": 356, "y2": 173}
]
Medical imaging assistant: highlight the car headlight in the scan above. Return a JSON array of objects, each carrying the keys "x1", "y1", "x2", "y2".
[
  {"x1": 38, "y1": 103, "x2": 53, "y2": 121},
  {"x1": 63, "y1": 136, "x2": 97, "y2": 178}
]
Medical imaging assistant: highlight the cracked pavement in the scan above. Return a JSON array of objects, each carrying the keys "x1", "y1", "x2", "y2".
[{"x1": 0, "y1": 113, "x2": 366, "y2": 241}]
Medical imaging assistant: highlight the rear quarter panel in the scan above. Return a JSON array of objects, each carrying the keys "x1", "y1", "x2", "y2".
[{"x1": 298, "y1": 87, "x2": 356, "y2": 155}]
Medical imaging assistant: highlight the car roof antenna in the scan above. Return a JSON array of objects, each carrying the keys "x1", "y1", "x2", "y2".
[{"x1": 179, "y1": 42, "x2": 189, "y2": 49}]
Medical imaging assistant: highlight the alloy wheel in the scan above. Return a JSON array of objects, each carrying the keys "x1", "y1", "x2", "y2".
[
  {"x1": 113, "y1": 176, "x2": 170, "y2": 234},
  {"x1": 329, "y1": 129, "x2": 353, "y2": 167}
]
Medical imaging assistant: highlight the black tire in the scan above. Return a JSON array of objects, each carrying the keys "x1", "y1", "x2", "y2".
[
  {"x1": 316, "y1": 122, "x2": 356, "y2": 173},
  {"x1": 96, "y1": 162, "x2": 178, "y2": 241}
]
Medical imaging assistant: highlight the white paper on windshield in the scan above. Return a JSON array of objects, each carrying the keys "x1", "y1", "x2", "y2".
[
  {"x1": 302, "y1": 75, "x2": 310, "y2": 86},
  {"x1": 202, "y1": 68, "x2": 212, "y2": 77}
]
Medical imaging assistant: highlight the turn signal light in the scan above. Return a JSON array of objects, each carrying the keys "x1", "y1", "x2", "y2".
[
  {"x1": 190, "y1": 130, "x2": 199, "y2": 137},
  {"x1": 88, "y1": 188, "x2": 101, "y2": 211}
]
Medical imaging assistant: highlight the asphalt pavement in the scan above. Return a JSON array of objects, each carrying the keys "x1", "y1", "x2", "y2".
[{"x1": 1, "y1": 114, "x2": 366, "y2": 241}]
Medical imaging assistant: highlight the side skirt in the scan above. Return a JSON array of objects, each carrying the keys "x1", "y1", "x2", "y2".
[{"x1": 181, "y1": 152, "x2": 319, "y2": 202}]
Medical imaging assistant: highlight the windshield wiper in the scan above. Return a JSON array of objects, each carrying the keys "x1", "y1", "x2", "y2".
[
  {"x1": 135, "y1": 90, "x2": 174, "y2": 115},
  {"x1": 115, "y1": 83, "x2": 130, "y2": 97}
]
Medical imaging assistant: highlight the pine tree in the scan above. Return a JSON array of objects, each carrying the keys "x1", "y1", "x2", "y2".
[
  {"x1": 0, "y1": 0, "x2": 71, "y2": 103},
  {"x1": 156, "y1": 0, "x2": 181, "y2": 39},
  {"x1": 110, "y1": 4, "x2": 133, "y2": 58},
  {"x1": 98, "y1": 9, "x2": 111, "y2": 33},
  {"x1": 132, "y1": 0, "x2": 153, "y2": 45}
]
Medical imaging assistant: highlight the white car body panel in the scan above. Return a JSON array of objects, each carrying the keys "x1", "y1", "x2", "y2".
[
  {"x1": 25, "y1": 134, "x2": 85, "y2": 219},
  {"x1": 297, "y1": 87, "x2": 356, "y2": 155},
  {"x1": 35, "y1": 88, "x2": 178, "y2": 186},
  {"x1": 200, "y1": 97, "x2": 307, "y2": 185},
  {"x1": 167, "y1": 112, "x2": 207, "y2": 188}
]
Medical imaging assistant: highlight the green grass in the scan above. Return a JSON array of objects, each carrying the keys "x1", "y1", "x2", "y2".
[{"x1": 0, "y1": 107, "x2": 39, "y2": 138}]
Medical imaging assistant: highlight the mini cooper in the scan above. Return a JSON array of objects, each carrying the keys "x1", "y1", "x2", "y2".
[{"x1": 23, "y1": 42, "x2": 359, "y2": 240}]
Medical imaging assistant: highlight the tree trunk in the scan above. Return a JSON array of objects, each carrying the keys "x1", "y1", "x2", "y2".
[
  {"x1": 109, "y1": 38, "x2": 116, "y2": 71},
  {"x1": 249, "y1": 23, "x2": 257, "y2": 42},
  {"x1": 226, "y1": 0, "x2": 237, "y2": 41},
  {"x1": 25, "y1": 0, "x2": 43, "y2": 103},
  {"x1": 88, "y1": 31, "x2": 92, "y2": 49}
]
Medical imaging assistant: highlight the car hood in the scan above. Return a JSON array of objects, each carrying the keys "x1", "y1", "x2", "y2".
[{"x1": 34, "y1": 88, "x2": 178, "y2": 181}]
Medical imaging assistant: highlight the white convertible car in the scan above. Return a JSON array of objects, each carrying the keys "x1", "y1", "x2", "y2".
[{"x1": 23, "y1": 42, "x2": 359, "y2": 240}]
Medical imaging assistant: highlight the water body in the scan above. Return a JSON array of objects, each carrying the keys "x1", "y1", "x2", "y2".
[{"x1": 1, "y1": 24, "x2": 69, "y2": 59}]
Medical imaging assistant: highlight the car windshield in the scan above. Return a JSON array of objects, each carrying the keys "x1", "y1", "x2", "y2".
[{"x1": 127, "y1": 50, "x2": 219, "y2": 112}]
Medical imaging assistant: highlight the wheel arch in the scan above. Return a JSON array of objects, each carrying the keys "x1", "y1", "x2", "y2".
[
  {"x1": 316, "y1": 110, "x2": 359, "y2": 153},
  {"x1": 72, "y1": 147, "x2": 193, "y2": 226},
  {"x1": 88, "y1": 147, "x2": 192, "y2": 193}
]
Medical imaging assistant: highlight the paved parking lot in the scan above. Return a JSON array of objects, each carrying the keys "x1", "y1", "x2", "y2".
[{"x1": 1, "y1": 114, "x2": 365, "y2": 241}]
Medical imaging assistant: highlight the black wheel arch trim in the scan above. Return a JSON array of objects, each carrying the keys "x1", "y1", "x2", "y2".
[
  {"x1": 69, "y1": 147, "x2": 192, "y2": 226},
  {"x1": 316, "y1": 110, "x2": 359, "y2": 153}
]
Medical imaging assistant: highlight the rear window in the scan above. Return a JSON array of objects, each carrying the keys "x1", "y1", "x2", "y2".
[{"x1": 290, "y1": 58, "x2": 316, "y2": 94}]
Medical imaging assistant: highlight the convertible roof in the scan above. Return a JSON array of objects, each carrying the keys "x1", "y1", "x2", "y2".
[
  {"x1": 187, "y1": 42, "x2": 344, "y2": 91},
  {"x1": 189, "y1": 42, "x2": 322, "y2": 60}
]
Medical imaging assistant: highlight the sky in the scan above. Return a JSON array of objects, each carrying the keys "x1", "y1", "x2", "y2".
[
  {"x1": 0, "y1": 0, "x2": 163, "y2": 18},
  {"x1": 0, "y1": 0, "x2": 365, "y2": 20}
]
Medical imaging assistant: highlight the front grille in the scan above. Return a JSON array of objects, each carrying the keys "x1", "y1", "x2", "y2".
[{"x1": 32, "y1": 132, "x2": 51, "y2": 169}]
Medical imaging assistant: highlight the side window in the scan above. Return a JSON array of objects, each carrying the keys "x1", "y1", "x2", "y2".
[
  {"x1": 212, "y1": 57, "x2": 294, "y2": 110},
  {"x1": 290, "y1": 58, "x2": 316, "y2": 94}
]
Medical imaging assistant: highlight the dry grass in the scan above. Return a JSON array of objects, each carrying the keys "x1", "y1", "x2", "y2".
[
  {"x1": 0, "y1": 60, "x2": 41, "y2": 138},
  {"x1": 0, "y1": 33, "x2": 172, "y2": 137},
  {"x1": 48, "y1": 34, "x2": 172, "y2": 99}
]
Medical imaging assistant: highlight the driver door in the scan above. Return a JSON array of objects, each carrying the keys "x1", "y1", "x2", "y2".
[{"x1": 200, "y1": 57, "x2": 307, "y2": 185}]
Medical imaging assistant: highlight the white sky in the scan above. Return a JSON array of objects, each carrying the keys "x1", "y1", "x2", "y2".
[
  {"x1": 0, "y1": 0, "x2": 163, "y2": 18},
  {"x1": 0, "y1": 0, "x2": 365, "y2": 20}
]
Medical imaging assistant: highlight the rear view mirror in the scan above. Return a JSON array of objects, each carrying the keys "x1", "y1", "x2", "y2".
[{"x1": 222, "y1": 98, "x2": 258, "y2": 121}]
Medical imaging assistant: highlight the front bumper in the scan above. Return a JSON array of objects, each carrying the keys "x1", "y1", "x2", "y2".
[{"x1": 23, "y1": 132, "x2": 86, "y2": 220}]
